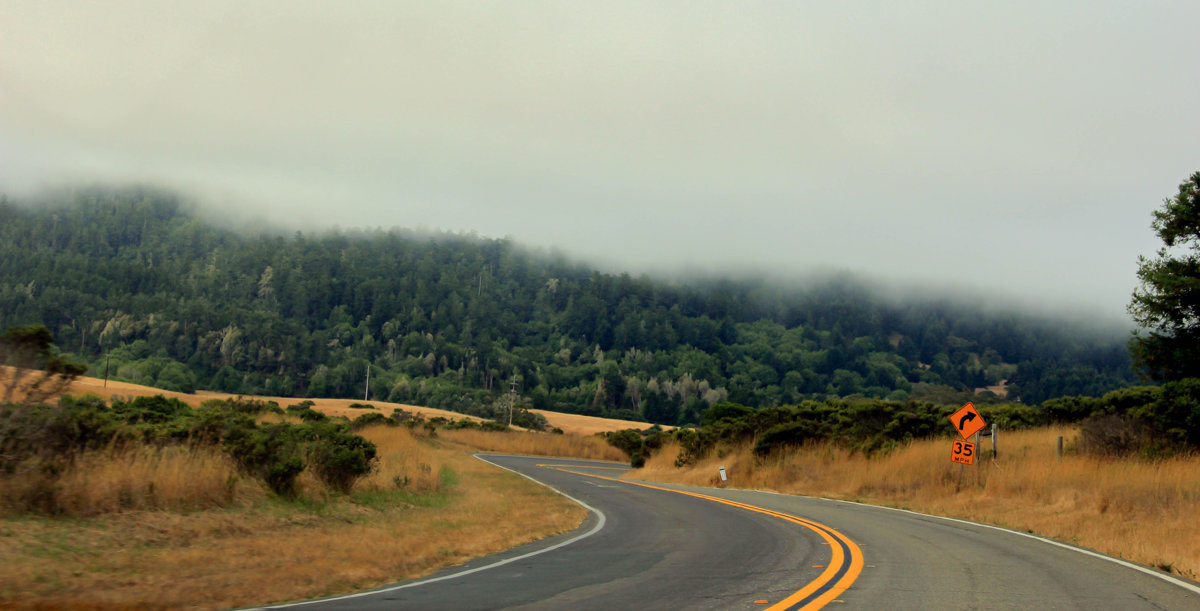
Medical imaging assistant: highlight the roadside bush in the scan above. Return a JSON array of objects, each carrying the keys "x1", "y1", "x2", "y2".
[
  {"x1": 673, "y1": 427, "x2": 715, "y2": 467},
  {"x1": 982, "y1": 403, "x2": 1044, "y2": 430},
  {"x1": 701, "y1": 402, "x2": 755, "y2": 426},
  {"x1": 0, "y1": 397, "x2": 118, "y2": 473},
  {"x1": 606, "y1": 428, "x2": 675, "y2": 468},
  {"x1": 302, "y1": 422, "x2": 378, "y2": 493},
  {"x1": 754, "y1": 421, "x2": 820, "y2": 457},
  {"x1": 1041, "y1": 396, "x2": 1099, "y2": 423},
  {"x1": 1136, "y1": 379, "x2": 1200, "y2": 449},
  {"x1": 606, "y1": 429, "x2": 643, "y2": 457},
  {"x1": 1079, "y1": 413, "x2": 1154, "y2": 456},
  {"x1": 1, "y1": 393, "x2": 383, "y2": 505},
  {"x1": 224, "y1": 423, "x2": 305, "y2": 495}
]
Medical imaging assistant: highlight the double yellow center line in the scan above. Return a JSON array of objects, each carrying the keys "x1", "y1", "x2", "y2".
[{"x1": 537, "y1": 464, "x2": 864, "y2": 610}]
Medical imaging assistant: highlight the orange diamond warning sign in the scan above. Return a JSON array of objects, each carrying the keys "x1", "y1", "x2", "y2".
[{"x1": 949, "y1": 402, "x2": 986, "y2": 439}]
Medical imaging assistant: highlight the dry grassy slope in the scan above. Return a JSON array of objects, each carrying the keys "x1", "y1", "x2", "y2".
[
  {"x1": 3, "y1": 367, "x2": 646, "y2": 434},
  {"x1": 529, "y1": 409, "x2": 662, "y2": 435}
]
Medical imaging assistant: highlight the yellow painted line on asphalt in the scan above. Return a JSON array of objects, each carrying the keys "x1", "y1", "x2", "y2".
[
  {"x1": 543, "y1": 465, "x2": 864, "y2": 611},
  {"x1": 536, "y1": 464, "x2": 629, "y2": 471}
]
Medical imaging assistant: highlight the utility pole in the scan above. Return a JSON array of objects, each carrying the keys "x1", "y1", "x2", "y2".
[
  {"x1": 507, "y1": 378, "x2": 517, "y2": 427},
  {"x1": 364, "y1": 365, "x2": 370, "y2": 401}
]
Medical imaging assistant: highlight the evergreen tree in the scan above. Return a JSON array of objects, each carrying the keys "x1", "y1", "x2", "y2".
[{"x1": 1129, "y1": 171, "x2": 1200, "y2": 380}]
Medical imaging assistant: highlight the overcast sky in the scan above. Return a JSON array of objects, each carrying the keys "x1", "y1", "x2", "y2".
[{"x1": 2, "y1": 2, "x2": 1198, "y2": 320}]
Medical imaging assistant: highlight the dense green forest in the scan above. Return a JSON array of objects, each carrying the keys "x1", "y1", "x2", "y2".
[{"x1": 0, "y1": 187, "x2": 1138, "y2": 425}]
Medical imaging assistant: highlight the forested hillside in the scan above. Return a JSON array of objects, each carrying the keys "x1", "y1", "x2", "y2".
[{"x1": 0, "y1": 188, "x2": 1137, "y2": 424}]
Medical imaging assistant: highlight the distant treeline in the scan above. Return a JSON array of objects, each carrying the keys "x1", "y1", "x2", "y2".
[{"x1": 0, "y1": 187, "x2": 1138, "y2": 424}]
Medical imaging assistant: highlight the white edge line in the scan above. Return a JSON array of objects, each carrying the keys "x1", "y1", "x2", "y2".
[
  {"x1": 731, "y1": 486, "x2": 1200, "y2": 597},
  {"x1": 256, "y1": 454, "x2": 607, "y2": 609}
]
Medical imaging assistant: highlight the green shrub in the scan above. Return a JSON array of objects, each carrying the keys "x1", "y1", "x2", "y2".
[
  {"x1": 297, "y1": 408, "x2": 328, "y2": 422},
  {"x1": 201, "y1": 396, "x2": 280, "y2": 416},
  {"x1": 224, "y1": 423, "x2": 304, "y2": 495},
  {"x1": 1137, "y1": 379, "x2": 1200, "y2": 449},
  {"x1": 351, "y1": 412, "x2": 394, "y2": 430},
  {"x1": 754, "y1": 421, "x2": 820, "y2": 456},
  {"x1": 605, "y1": 429, "x2": 643, "y2": 457},
  {"x1": 1041, "y1": 396, "x2": 1101, "y2": 423},
  {"x1": 701, "y1": 402, "x2": 756, "y2": 426},
  {"x1": 672, "y1": 427, "x2": 714, "y2": 467},
  {"x1": 286, "y1": 400, "x2": 316, "y2": 414},
  {"x1": 303, "y1": 422, "x2": 378, "y2": 493},
  {"x1": 110, "y1": 395, "x2": 190, "y2": 424}
]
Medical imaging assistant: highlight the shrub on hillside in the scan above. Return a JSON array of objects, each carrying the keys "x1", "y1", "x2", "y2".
[
  {"x1": 286, "y1": 400, "x2": 316, "y2": 414},
  {"x1": 754, "y1": 421, "x2": 821, "y2": 457},
  {"x1": 201, "y1": 396, "x2": 281, "y2": 416},
  {"x1": 1, "y1": 393, "x2": 382, "y2": 503},
  {"x1": 224, "y1": 422, "x2": 305, "y2": 495},
  {"x1": 301, "y1": 422, "x2": 378, "y2": 493},
  {"x1": 110, "y1": 395, "x2": 191, "y2": 424},
  {"x1": 296, "y1": 407, "x2": 328, "y2": 422},
  {"x1": 351, "y1": 412, "x2": 395, "y2": 431}
]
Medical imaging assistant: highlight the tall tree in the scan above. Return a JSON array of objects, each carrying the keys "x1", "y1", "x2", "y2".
[
  {"x1": 1, "y1": 325, "x2": 87, "y2": 404},
  {"x1": 1129, "y1": 171, "x2": 1200, "y2": 380}
]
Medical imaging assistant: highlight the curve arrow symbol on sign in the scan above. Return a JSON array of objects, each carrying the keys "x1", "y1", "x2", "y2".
[{"x1": 957, "y1": 412, "x2": 977, "y2": 431}]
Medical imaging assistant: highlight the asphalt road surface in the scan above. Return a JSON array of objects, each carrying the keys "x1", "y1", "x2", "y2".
[{"x1": 259, "y1": 455, "x2": 1200, "y2": 610}]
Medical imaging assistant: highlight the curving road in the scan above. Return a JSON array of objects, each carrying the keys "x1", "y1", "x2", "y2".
[{"x1": 260, "y1": 455, "x2": 1200, "y2": 610}]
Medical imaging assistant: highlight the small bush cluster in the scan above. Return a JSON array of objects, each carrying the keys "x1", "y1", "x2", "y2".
[
  {"x1": 604, "y1": 427, "x2": 670, "y2": 468},
  {"x1": 0, "y1": 395, "x2": 379, "y2": 508},
  {"x1": 1047, "y1": 381, "x2": 1200, "y2": 456}
]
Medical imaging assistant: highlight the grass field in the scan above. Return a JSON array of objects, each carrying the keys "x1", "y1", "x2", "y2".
[
  {"x1": 0, "y1": 424, "x2": 591, "y2": 609},
  {"x1": 629, "y1": 426, "x2": 1200, "y2": 581},
  {"x1": 440, "y1": 427, "x2": 626, "y2": 462},
  {"x1": 0, "y1": 366, "x2": 638, "y2": 610}
]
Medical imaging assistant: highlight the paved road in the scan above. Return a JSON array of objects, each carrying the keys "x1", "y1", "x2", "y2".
[{"x1": 261, "y1": 455, "x2": 1200, "y2": 610}]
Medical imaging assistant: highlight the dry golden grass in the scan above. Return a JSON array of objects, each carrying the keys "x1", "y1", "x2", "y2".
[
  {"x1": 0, "y1": 445, "x2": 268, "y2": 517},
  {"x1": 0, "y1": 425, "x2": 586, "y2": 610},
  {"x1": 631, "y1": 426, "x2": 1200, "y2": 580},
  {"x1": 529, "y1": 409, "x2": 667, "y2": 435},
  {"x1": 440, "y1": 428, "x2": 627, "y2": 462}
]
